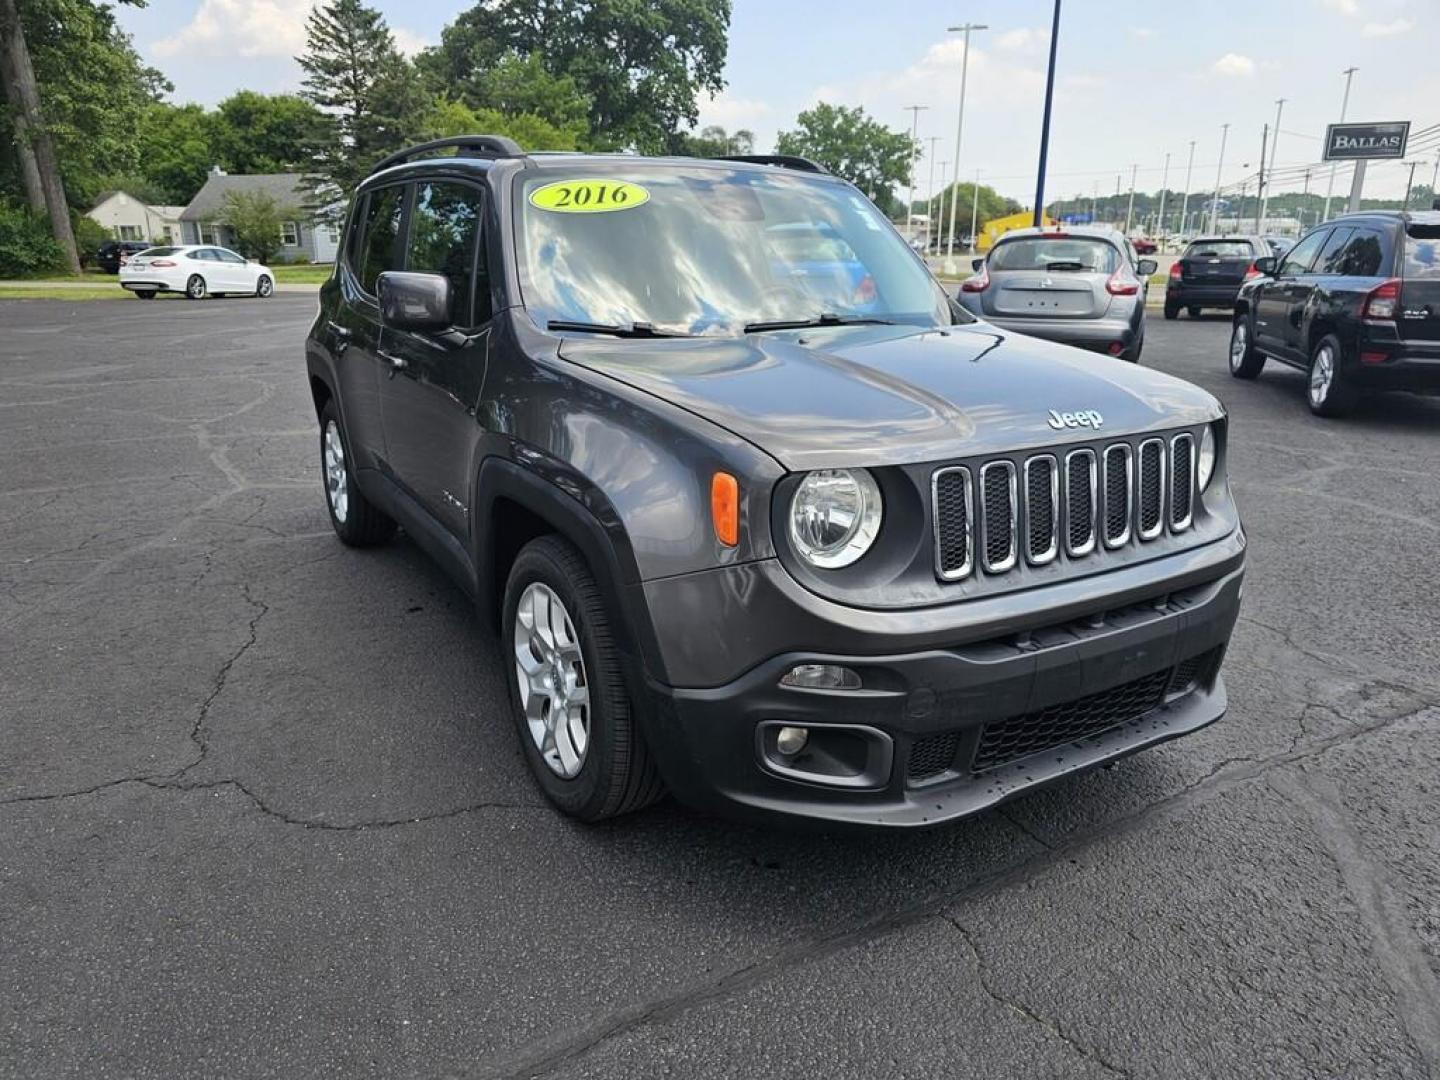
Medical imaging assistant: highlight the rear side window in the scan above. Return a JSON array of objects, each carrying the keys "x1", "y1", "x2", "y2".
[
  {"x1": 1184, "y1": 239, "x2": 1252, "y2": 259},
  {"x1": 1315, "y1": 228, "x2": 1355, "y2": 274},
  {"x1": 358, "y1": 185, "x2": 405, "y2": 294},
  {"x1": 142, "y1": 247, "x2": 178, "y2": 257},
  {"x1": 989, "y1": 237, "x2": 1118, "y2": 272},
  {"x1": 405, "y1": 181, "x2": 483, "y2": 325},
  {"x1": 1332, "y1": 229, "x2": 1386, "y2": 277}
]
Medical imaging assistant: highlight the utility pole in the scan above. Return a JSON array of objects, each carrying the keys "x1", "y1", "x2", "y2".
[
  {"x1": 935, "y1": 161, "x2": 948, "y2": 250},
  {"x1": 1031, "y1": 0, "x2": 1063, "y2": 226},
  {"x1": 1404, "y1": 160, "x2": 1420, "y2": 209},
  {"x1": 1321, "y1": 66, "x2": 1357, "y2": 222},
  {"x1": 945, "y1": 22, "x2": 987, "y2": 259},
  {"x1": 1124, "y1": 163, "x2": 1138, "y2": 234},
  {"x1": 1301, "y1": 167, "x2": 1312, "y2": 227},
  {"x1": 1259, "y1": 97, "x2": 1285, "y2": 227},
  {"x1": 1156, "y1": 151, "x2": 1171, "y2": 239},
  {"x1": 1255, "y1": 124, "x2": 1268, "y2": 233},
  {"x1": 970, "y1": 168, "x2": 981, "y2": 250},
  {"x1": 903, "y1": 105, "x2": 928, "y2": 240},
  {"x1": 1091, "y1": 179, "x2": 1098, "y2": 224},
  {"x1": 0, "y1": 0, "x2": 80, "y2": 273},
  {"x1": 925, "y1": 135, "x2": 940, "y2": 247},
  {"x1": 1209, "y1": 122, "x2": 1230, "y2": 234},
  {"x1": 1178, "y1": 139, "x2": 1196, "y2": 242}
]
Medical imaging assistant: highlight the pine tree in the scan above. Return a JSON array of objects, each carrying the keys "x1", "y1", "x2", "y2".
[{"x1": 297, "y1": 0, "x2": 426, "y2": 218}]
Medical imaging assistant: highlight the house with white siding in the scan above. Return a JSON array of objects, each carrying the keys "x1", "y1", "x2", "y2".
[
  {"x1": 86, "y1": 192, "x2": 185, "y2": 244},
  {"x1": 179, "y1": 170, "x2": 339, "y2": 264}
]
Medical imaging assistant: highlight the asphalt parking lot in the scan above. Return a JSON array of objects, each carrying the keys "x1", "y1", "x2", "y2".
[{"x1": 3, "y1": 296, "x2": 1439, "y2": 1079}]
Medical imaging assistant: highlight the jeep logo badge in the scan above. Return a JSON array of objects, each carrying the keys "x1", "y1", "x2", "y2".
[{"x1": 1047, "y1": 409, "x2": 1104, "y2": 431}]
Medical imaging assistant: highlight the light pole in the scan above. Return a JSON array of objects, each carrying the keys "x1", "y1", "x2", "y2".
[
  {"x1": 925, "y1": 135, "x2": 940, "y2": 247},
  {"x1": 1321, "y1": 67, "x2": 1357, "y2": 222},
  {"x1": 1178, "y1": 139, "x2": 1195, "y2": 242},
  {"x1": 1259, "y1": 97, "x2": 1285, "y2": 227},
  {"x1": 1156, "y1": 151, "x2": 1171, "y2": 239},
  {"x1": 1124, "y1": 163, "x2": 1138, "y2": 234},
  {"x1": 903, "y1": 104, "x2": 928, "y2": 239},
  {"x1": 1031, "y1": 0, "x2": 1063, "y2": 226},
  {"x1": 934, "y1": 160, "x2": 949, "y2": 250},
  {"x1": 1209, "y1": 122, "x2": 1230, "y2": 233},
  {"x1": 945, "y1": 22, "x2": 987, "y2": 258},
  {"x1": 1091, "y1": 179, "x2": 1098, "y2": 224},
  {"x1": 970, "y1": 168, "x2": 981, "y2": 250}
]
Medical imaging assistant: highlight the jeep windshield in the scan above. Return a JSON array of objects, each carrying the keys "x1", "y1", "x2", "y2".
[{"x1": 515, "y1": 164, "x2": 957, "y2": 338}]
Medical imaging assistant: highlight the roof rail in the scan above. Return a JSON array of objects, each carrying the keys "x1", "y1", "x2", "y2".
[
  {"x1": 717, "y1": 154, "x2": 830, "y2": 175},
  {"x1": 370, "y1": 135, "x2": 525, "y2": 176}
]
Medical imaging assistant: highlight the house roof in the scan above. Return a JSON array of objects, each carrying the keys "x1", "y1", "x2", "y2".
[{"x1": 180, "y1": 173, "x2": 311, "y2": 220}]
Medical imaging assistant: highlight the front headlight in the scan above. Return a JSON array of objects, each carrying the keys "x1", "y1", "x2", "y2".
[
  {"x1": 788, "y1": 468, "x2": 883, "y2": 569},
  {"x1": 1198, "y1": 424, "x2": 1217, "y2": 491}
]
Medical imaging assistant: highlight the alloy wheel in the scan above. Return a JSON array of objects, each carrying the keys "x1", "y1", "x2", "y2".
[
  {"x1": 323, "y1": 420, "x2": 348, "y2": 523},
  {"x1": 1309, "y1": 344, "x2": 1334, "y2": 406},
  {"x1": 1229, "y1": 321, "x2": 1247, "y2": 371},
  {"x1": 513, "y1": 582, "x2": 590, "y2": 779}
]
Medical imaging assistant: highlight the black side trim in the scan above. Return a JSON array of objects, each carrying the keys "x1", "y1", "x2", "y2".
[{"x1": 354, "y1": 467, "x2": 478, "y2": 598}]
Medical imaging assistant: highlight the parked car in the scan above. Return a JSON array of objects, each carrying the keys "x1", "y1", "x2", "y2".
[
  {"x1": 1229, "y1": 210, "x2": 1440, "y2": 416},
  {"x1": 1263, "y1": 235, "x2": 1294, "y2": 259},
  {"x1": 956, "y1": 225, "x2": 1156, "y2": 362},
  {"x1": 96, "y1": 240, "x2": 151, "y2": 274},
  {"x1": 1163, "y1": 235, "x2": 1270, "y2": 319},
  {"x1": 306, "y1": 136, "x2": 1243, "y2": 827},
  {"x1": 1132, "y1": 237, "x2": 1158, "y2": 255},
  {"x1": 118, "y1": 245, "x2": 274, "y2": 300}
]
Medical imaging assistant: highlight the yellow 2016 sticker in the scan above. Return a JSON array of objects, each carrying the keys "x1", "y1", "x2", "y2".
[{"x1": 529, "y1": 179, "x2": 650, "y2": 213}]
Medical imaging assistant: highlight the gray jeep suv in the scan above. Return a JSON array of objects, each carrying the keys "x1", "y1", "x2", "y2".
[{"x1": 305, "y1": 137, "x2": 1245, "y2": 827}]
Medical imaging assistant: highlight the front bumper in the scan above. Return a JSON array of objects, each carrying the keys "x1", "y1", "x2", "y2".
[
  {"x1": 640, "y1": 533, "x2": 1244, "y2": 828},
  {"x1": 977, "y1": 314, "x2": 1137, "y2": 353}
]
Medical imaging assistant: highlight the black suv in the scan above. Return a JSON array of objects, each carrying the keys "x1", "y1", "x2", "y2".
[
  {"x1": 1164, "y1": 235, "x2": 1271, "y2": 319},
  {"x1": 305, "y1": 136, "x2": 1245, "y2": 827},
  {"x1": 1229, "y1": 211, "x2": 1440, "y2": 416},
  {"x1": 96, "y1": 239, "x2": 151, "y2": 274}
]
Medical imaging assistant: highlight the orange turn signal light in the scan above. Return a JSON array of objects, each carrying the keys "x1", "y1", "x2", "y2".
[{"x1": 711, "y1": 471, "x2": 739, "y2": 547}]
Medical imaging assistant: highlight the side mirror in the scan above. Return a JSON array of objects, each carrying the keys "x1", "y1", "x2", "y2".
[
  {"x1": 1136, "y1": 258, "x2": 1158, "y2": 276},
  {"x1": 377, "y1": 271, "x2": 451, "y2": 332},
  {"x1": 1253, "y1": 256, "x2": 1277, "y2": 277},
  {"x1": 971, "y1": 257, "x2": 985, "y2": 272}
]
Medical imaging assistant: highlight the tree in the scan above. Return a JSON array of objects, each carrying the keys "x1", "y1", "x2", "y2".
[
  {"x1": 298, "y1": 0, "x2": 428, "y2": 218},
  {"x1": 421, "y1": 97, "x2": 584, "y2": 151},
  {"x1": 209, "y1": 92, "x2": 321, "y2": 175},
  {"x1": 775, "y1": 104, "x2": 915, "y2": 210},
  {"x1": 209, "y1": 190, "x2": 295, "y2": 264},
  {"x1": 922, "y1": 181, "x2": 1019, "y2": 247},
  {"x1": 422, "y1": 0, "x2": 731, "y2": 152},
  {"x1": 674, "y1": 124, "x2": 753, "y2": 158}
]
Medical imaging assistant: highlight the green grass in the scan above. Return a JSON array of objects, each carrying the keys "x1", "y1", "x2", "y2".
[
  {"x1": 273, "y1": 264, "x2": 332, "y2": 284},
  {"x1": 0, "y1": 286, "x2": 154, "y2": 300}
]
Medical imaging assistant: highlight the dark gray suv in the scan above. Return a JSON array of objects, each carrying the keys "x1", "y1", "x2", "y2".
[{"x1": 305, "y1": 136, "x2": 1245, "y2": 827}]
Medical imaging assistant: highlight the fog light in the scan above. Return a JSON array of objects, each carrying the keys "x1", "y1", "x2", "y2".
[
  {"x1": 779, "y1": 663, "x2": 861, "y2": 690},
  {"x1": 775, "y1": 726, "x2": 809, "y2": 756}
]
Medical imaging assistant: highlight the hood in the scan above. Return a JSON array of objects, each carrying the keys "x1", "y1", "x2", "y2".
[{"x1": 558, "y1": 323, "x2": 1222, "y2": 470}]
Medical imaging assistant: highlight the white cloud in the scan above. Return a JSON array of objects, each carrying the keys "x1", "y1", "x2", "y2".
[
  {"x1": 695, "y1": 93, "x2": 772, "y2": 132},
  {"x1": 1128, "y1": 27, "x2": 1156, "y2": 39},
  {"x1": 1361, "y1": 17, "x2": 1412, "y2": 36},
  {"x1": 995, "y1": 27, "x2": 1046, "y2": 52},
  {"x1": 154, "y1": 0, "x2": 425, "y2": 61},
  {"x1": 1319, "y1": 0, "x2": 1359, "y2": 14},
  {"x1": 1211, "y1": 52, "x2": 1257, "y2": 77}
]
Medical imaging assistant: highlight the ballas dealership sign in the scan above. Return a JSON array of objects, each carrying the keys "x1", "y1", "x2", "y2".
[{"x1": 1323, "y1": 121, "x2": 1410, "y2": 160}]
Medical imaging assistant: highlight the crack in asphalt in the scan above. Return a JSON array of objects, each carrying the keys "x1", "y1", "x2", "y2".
[
  {"x1": 945, "y1": 914, "x2": 1133, "y2": 1078},
  {"x1": 471, "y1": 696, "x2": 1440, "y2": 1080}
]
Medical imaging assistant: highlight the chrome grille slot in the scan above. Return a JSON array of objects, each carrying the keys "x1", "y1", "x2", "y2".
[
  {"x1": 1137, "y1": 438, "x2": 1165, "y2": 540},
  {"x1": 1023, "y1": 455, "x2": 1058, "y2": 565},
  {"x1": 1102, "y1": 443, "x2": 1132, "y2": 548},
  {"x1": 1063, "y1": 449, "x2": 1097, "y2": 557},
  {"x1": 932, "y1": 466, "x2": 973, "y2": 580},
  {"x1": 979, "y1": 461, "x2": 1017, "y2": 573},
  {"x1": 1170, "y1": 434, "x2": 1194, "y2": 531}
]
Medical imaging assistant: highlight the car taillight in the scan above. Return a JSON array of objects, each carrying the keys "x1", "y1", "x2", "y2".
[
  {"x1": 151, "y1": 259, "x2": 176, "y2": 267},
  {"x1": 1362, "y1": 278, "x2": 1401, "y2": 320},
  {"x1": 1106, "y1": 266, "x2": 1140, "y2": 296},
  {"x1": 1243, "y1": 262, "x2": 1261, "y2": 280},
  {"x1": 961, "y1": 263, "x2": 990, "y2": 292},
  {"x1": 1168, "y1": 261, "x2": 1183, "y2": 278}
]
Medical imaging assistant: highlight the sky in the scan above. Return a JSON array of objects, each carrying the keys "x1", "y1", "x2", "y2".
[{"x1": 114, "y1": 0, "x2": 1440, "y2": 203}]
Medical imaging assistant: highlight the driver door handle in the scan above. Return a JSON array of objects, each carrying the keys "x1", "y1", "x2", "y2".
[{"x1": 378, "y1": 350, "x2": 408, "y2": 371}]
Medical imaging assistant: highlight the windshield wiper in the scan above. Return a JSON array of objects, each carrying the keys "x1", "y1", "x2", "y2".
[
  {"x1": 1044, "y1": 261, "x2": 1087, "y2": 271},
  {"x1": 743, "y1": 313, "x2": 894, "y2": 334},
  {"x1": 547, "y1": 320, "x2": 692, "y2": 339}
]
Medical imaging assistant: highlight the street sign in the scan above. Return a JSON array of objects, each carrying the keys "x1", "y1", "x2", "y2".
[{"x1": 1323, "y1": 121, "x2": 1409, "y2": 161}]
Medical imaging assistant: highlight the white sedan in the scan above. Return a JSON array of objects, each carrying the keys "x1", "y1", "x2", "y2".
[{"x1": 119, "y1": 244, "x2": 275, "y2": 301}]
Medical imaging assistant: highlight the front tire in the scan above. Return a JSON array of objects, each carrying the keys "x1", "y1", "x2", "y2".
[
  {"x1": 1163, "y1": 301, "x2": 1179, "y2": 320},
  {"x1": 256, "y1": 275, "x2": 273, "y2": 298},
  {"x1": 1187, "y1": 305, "x2": 1202, "y2": 318},
  {"x1": 1306, "y1": 333, "x2": 1356, "y2": 417},
  {"x1": 318, "y1": 400, "x2": 396, "y2": 545},
  {"x1": 185, "y1": 274, "x2": 207, "y2": 300},
  {"x1": 1228, "y1": 313, "x2": 1265, "y2": 379},
  {"x1": 503, "y1": 536, "x2": 664, "y2": 822}
]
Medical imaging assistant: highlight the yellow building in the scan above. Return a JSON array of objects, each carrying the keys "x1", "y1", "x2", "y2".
[{"x1": 978, "y1": 210, "x2": 1058, "y2": 252}]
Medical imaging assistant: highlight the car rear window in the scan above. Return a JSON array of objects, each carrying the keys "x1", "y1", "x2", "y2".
[
  {"x1": 1403, "y1": 233, "x2": 1440, "y2": 279},
  {"x1": 1184, "y1": 239, "x2": 1253, "y2": 259},
  {"x1": 989, "y1": 236, "x2": 1118, "y2": 272},
  {"x1": 140, "y1": 247, "x2": 178, "y2": 257}
]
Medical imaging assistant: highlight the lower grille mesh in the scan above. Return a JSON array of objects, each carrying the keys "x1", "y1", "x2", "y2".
[
  {"x1": 907, "y1": 731, "x2": 961, "y2": 781},
  {"x1": 1138, "y1": 441, "x2": 1164, "y2": 537}
]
